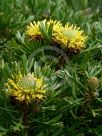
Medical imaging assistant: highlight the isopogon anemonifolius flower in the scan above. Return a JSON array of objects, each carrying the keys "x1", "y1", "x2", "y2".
[{"x1": 5, "y1": 73, "x2": 46, "y2": 103}]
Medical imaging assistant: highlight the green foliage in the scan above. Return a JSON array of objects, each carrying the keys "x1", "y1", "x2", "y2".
[{"x1": 0, "y1": 0, "x2": 102, "y2": 136}]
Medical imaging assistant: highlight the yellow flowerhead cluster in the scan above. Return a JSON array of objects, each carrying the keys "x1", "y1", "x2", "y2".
[
  {"x1": 26, "y1": 19, "x2": 87, "y2": 53},
  {"x1": 55, "y1": 23, "x2": 86, "y2": 51},
  {"x1": 5, "y1": 73, "x2": 46, "y2": 103}
]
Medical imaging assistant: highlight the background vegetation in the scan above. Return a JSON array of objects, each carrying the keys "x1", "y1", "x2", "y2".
[{"x1": 0, "y1": 0, "x2": 102, "y2": 135}]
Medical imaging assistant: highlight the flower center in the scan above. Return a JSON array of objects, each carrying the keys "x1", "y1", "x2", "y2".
[
  {"x1": 18, "y1": 75, "x2": 36, "y2": 90},
  {"x1": 64, "y1": 29, "x2": 77, "y2": 39}
]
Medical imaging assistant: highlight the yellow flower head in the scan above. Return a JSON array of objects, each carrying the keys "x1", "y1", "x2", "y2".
[
  {"x1": 26, "y1": 20, "x2": 44, "y2": 39},
  {"x1": 5, "y1": 73, "x2": 46, "y2": 103},
  {"x1": 53, "y1": 23, "x2": 87, "y2": 54},
  {"x1": 26, "y1": 19, "x2": 63, "y2": 40},
  {"x1": 26, "y1": 20, "x2": 87, "y2": 55}
]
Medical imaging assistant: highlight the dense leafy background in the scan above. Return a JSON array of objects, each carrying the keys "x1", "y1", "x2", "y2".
[{"x1": 0, "y1": 0, "x2": 102, "y2": 136}]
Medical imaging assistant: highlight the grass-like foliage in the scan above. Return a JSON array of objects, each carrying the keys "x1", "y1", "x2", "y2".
[{"x1": 0, "y1": 0, "x2": 102, "y2": 136}]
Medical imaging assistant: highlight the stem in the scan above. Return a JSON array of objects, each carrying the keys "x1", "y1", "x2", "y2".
[{"x1": 22, "y1": 102, "x2": 29, "y2": 136}]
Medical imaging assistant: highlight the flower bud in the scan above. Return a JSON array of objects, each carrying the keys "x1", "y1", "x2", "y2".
[
  {"x1": 87, "y1": 77, "x2": 99, "y2": 90},
  {"x1": 94, "y1": 91, "x2": 99, "y2": 97}
]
